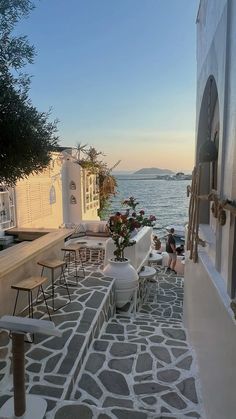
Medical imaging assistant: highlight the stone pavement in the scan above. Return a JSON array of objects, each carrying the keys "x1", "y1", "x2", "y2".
[
  {"x1": 0, "y1": 260, "x2": 115, "y2": 417},
  {"x1": 52, "y1": 269, "x2": 205, "y2": 419}
]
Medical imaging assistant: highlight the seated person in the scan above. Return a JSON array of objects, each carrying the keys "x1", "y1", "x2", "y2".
[
  {"x1": 176, "y1": 244, "x2": 184, "y2": 256},
  {"x1": 153, "y1": 235, "x2": 161, "y2": 251}
]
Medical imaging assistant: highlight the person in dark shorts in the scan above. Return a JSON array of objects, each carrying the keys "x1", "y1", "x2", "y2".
[{"x1": 166, "y1": 228, "x2": 177, "y2": 273}]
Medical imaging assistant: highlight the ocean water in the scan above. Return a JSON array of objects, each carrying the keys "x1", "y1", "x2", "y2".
[{"x1": 109, "y1": 175, "x2": 190, "y2": 238}]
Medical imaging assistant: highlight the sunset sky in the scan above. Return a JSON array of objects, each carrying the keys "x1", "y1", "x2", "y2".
[{"x1": 18, "y1": 0, "x2": 198, "y2": 172}]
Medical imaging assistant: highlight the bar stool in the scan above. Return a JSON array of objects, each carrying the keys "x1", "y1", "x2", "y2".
[
  {"x1": 138, "y1": 266, "x2": 157, "y2": 307},
  {"x1": 11, "y1": 276, "x2": 51, "y2": 342},
  {"x1": 61, "y1": 244, "x2": 85, "y2": 283},
  {"x1": 38, "y1": 259, "x2": 71, "y2": 312}
]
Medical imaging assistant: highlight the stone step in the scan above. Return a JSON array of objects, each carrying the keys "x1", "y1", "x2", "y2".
[
  {"x1": 0, "y1": 270, "x2": 116, "y2": 415},
  {"x1": 52, "y1": 401, "x2": 201, "y2": 418},
  {"x1": 71, "y1": 335, "x2": 203, "y2": 418},
  {"x1": 99, "y1": 316, "x2": 188, "y2": 349}
]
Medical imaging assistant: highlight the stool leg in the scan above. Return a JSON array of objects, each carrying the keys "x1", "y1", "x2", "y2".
[
  {"x1": 61, "y1": 266, "x2": 71, "y2": 302},
  {"x1": 13, "y1": 290, "x2": 20, "y2": 316},
  {"x1": 40, "y1": 285, "x2": 52, "y2": 320},
  {"x1": 51, "y1": 268, "x2": 55, "y2": 311}
]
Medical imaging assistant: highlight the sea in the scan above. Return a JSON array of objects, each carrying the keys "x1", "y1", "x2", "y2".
[{"x1": 109, "y1": 174, "x2": 190, "y2": 239}]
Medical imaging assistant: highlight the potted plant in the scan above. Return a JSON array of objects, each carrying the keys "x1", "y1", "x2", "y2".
[{"x1": 103, "y1": 198, "x2": 156, "y2": 308}]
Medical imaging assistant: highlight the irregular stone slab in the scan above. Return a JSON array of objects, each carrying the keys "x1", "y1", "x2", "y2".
[
  {"x1": 82, "y1": 277, "x2": 109, "y2": 287},
  {"x1": 186, "y1": 413, "x2": 201, "y2": 418},
  {"x1": 176, "y1": 355, "x2": 193, "y2": 370},
  {"x1": 99, "y1": 370, "x2": 130, "y2": 395},
  {"x1": 77, "y1": 309, "x2": 97, "y2": 333},
  {"x1": 93, "y1": 340, "x2": 109, "y2": 352},
  {"x1": 134, "y1": 374, "x2": 153, "y2": 382},
  {"x1": 98, "y1": 414, "x2": 112, "y2": 419},
  {"x1": 171, "y1": 348, "x2": 188, "y2": 358},
  {"x1": 136, "y1": 353, "x2": 153, "y2": 373},
  {"x1": 103, "y1": 396, "x2": 133, "y2": 408},
  {"x1": 139, "y1": 326, "x2": 155, "y2": 332},
  {"x1": 110, "y1": 342, "x2": 137, "y2": 357},
  {"x1": 79, "y1": 373, "x2": 103, "y2": 399},
  {"x1": 0, "y1": 361, "x2": 6, "y2": 371},
  {"x1": 55, "y1": 404, "x2": 93, "y2": 419},
  {"x1": 45, "y1": 353, "x2": 61, "y2": 373},
  {"x1": 0, "y1": 348, "x2": 8, "y2": 359},
  {"x1": 85, "y1": 353, "x2": 106, "y2": 374},
  {"x1": 27, "y1": 347, "x2": 52, "y2": 361},
  {"x1": 0, "y1": 331, "x2": 9, "y2": 346},
  {"x1": 58, "y1": 334, "x2": 85, "y2": 374},
  {"x1": 59, "y1": 322, "x2": 77, "y2": 330},
  {"x1": 162, "y1": 328, "x2": 186, "y2": 341},
  {"x1": 51, "y1": 312, "x2": 81, "y2": 326},
  {"x1": 63, "y1": 301, "x2": 83, "y2": 312},
  {"x1": 106, "y1": 324, "x2": 124, "y2": 334},
  {"x1": 142, "y1": 396, "x2": 156, "y2": 405},
  {"x1": 112, "y1": 409, "x2": 148, "y2": 419},
  {"x1": 157, "y1": 369, "x2": 180, "y2": 382},
  {"x1": 26, "y1": 363, "x2": 41, "y2": 373},
  {"x1": 134, "y1": 382, "x2": 170, "y2": 395},
  {"x1": 108, "y1": 358, "x2": 134, "y2": 374},
  {"x1": 150, "y1": 346, "x2": 171, "y2": 363},
  {"x1": 149, "y1": 335, "x2": 164, "y2": 344},
  {"x1": 44, "y1": 375, "x2": 66, "y2": 385},
  {"x1": 86, "y1": 291, "x2": 105, "y2": 309},
  {"x1": 30, "y1": 385, "x2": 63, "y2": 398},
  {"x1": 43, "y1": 330, "x2": 72, "y2": 350},
  {"x1": 165, "y1": 339, "x2": 187, "y2": 347},
  {"x1": 161, "y1": 391, "x2": 187, "y2": 410},
  {"x1": 177, "y1": 377, "x2": 198, "y2": 403},
  {"x1": 130, "y1": 338, "x2": 148, "y2": 344}
]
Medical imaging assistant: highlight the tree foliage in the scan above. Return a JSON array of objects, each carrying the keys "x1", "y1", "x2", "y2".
[{"x1": 0, "y1": 0, "x2": 59, "y2": 185}]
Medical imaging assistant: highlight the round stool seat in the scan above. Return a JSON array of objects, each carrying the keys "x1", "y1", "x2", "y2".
[
  {"x1": 148, "y1": 252, "x2": 163, "y2": 263},
  {"x1": 139, "y1": 266, "x2": 156, "y2": 279}
]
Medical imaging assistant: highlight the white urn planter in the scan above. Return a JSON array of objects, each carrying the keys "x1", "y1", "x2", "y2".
[{"x1": 103, "y1": 259, "x2": 138, "y2": 308}]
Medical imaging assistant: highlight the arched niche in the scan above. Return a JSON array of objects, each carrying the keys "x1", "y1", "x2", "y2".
[
  {"x1": 69, "y1": 180, "x2": 76, "y2": 190},
  {"x1": 70, "y1": 195, "x2": 77, "y2": 204},
  {"x1": 197, "y1": 76, "x2": 219, "y2": 224},
  {"x1": 49, "y1": 185, "x2": 56, "y2": 204}
]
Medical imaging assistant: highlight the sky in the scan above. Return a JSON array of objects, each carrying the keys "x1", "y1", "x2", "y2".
[{"x1": 17, "y1": 0, "x2": 199, "y2": 172}]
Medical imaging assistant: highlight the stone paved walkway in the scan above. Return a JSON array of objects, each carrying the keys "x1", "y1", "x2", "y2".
[
  {"x1": 0, "y1": 261, "x2": 205, "y2": 419},
  {"x1": 0, "y1": 261, "x2": 115, "y2": 416},
  {"x1": 52, "y1": 269, "x2": 205, "y2": 419}
]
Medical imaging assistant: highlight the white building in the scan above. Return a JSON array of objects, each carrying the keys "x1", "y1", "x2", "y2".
[
  {"x1": 184, "y1": 1, "x2": 236, "y2": 418},
  {"x1": 0, "y1": 147, "x2": 100, "y2": 232}
]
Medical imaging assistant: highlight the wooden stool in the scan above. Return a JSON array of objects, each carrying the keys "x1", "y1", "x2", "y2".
[
  {"x1": 38, "y1": 259, "x2": 71, "y2": 312},
  {"x1": 11, "y1": 276, "x2": 51, "y2": 343},
  {"x1": 61, "y1": 244, "x2": 85, "y2": 283}
]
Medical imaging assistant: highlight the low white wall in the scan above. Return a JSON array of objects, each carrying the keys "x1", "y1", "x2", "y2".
[
  {"x1": 104, "y1": 227, "x2": 152, "y2": 272},
  {"x1": 184, "y1": 252, "x2": 236, "y2": 419}
]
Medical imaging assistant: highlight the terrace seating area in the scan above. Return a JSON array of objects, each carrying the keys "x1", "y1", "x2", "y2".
[{"x1": 0, "y1": 249, "x2": 205, "y2": 419}]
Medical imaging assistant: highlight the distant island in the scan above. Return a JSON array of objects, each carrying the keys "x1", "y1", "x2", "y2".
[{"x1": 134, "y1": 167, "x2": 174, "y2": 175}]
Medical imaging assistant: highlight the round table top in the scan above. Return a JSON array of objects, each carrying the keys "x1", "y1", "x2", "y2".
[
  {"x1": 148, "y1": 252, "x2": 163, "y2": 262},
  {"x1": 139, "y1": 266, "x2": 156, "y2": 279}
]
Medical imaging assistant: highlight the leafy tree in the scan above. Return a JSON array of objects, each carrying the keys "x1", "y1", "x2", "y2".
[{"x1": 0, "y1": 0, "x2": 59, "y2": 185}]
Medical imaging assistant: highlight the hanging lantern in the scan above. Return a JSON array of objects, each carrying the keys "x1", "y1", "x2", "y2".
[
  {"x1": 199, "y1": 140, "x2": 218, "y2": 163},
  {"x1": 102, "y1": 176, "x2": 116, "y2": 195},
  {"x1": 199, "y1": 77, "x2": 218, "y2": 163}
]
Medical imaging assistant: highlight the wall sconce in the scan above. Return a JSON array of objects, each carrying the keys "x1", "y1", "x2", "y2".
[{"x1": 199, "y1": 140, "x2": 218, "y2": 163}]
